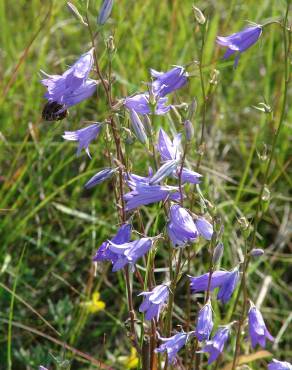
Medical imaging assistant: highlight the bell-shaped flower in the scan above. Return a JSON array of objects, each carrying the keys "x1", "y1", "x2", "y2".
[
  {"x1": 138, "y1": 284, "x2": 169, "y2": 321},
  {"x1": 189, "y1": 269, "x2": 239, "y2": 303},
  {"x1": 216, "y1": 25, "x2": 262, "y2": 67},
  {"x1": 157, "y1": 128, "x2": 181, "y2": 161},
  {"x1": 150, "y1": 66, "x2": 188, "y2": 97},
  {"x1": 268, "y1": 359, "x2": 292, "y2": 370},
  {"x1": 124, "y1": 93, "x2": 170, "y2": 115},
  {"x1": 217, "y1": 268, "x2": 239, "y2": 303},
  {"x1": 195, "y1": 217, "x2": 213, "y2": 240},
  {"x1": 248, "y1": 303, "x2": 274, "y2": 348},
  {"x1": 124, "y1": 173, "x2": 180, "y2": 211},
  {"x1": 195, "y1": 300, "x2": 213, "y2": 341},
  {"x1": 41, "y1": 49, "x2": 96, "y2": 106},
  {"x1": 202, "y1": 326, "x2": 230, "y2": 364},
  {"x1": 155, "y1": 331, "x2": 194, "y2": 364},
  {"x1": 93, "y1": 224, "x2": 132, "y2": 263},
  {"x1": 62, "y1": 123, "x2": 101, "y2": 157},
  {"x1": 108, "y1": 237, "x2": 153, "y2": 272},
  {"x1": 167, "y1": 205, "x2": 198, "y2": 247}
]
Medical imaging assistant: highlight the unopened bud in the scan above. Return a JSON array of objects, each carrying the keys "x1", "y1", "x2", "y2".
[
  {"x1": 97, "y1": 0, "x2": 114, "y2": 25},
  {"x1": 150, "y1": 159, "x2": 179, "y2": 185},
  {"x1": 192, "y1": 6, "x2": 206, "y2": 25},
  {"x1": 212, "y1": 242, "x2": 224, "y2": 264},
  {"x1": 129, "y1": 110, "x2": 148, "y2": 144},
  {"x1": 142, "y1": 115, "x2": 153, "y2": 136},
  {"x1": 250, "y1": 248, "x2": 264, "y2": 257},
  {"x1": 67, "y1": 2, "x2": 88, "y2": 25},
  {"x1": 184, "y1": 119, "x2": 194, "y2": 141}
]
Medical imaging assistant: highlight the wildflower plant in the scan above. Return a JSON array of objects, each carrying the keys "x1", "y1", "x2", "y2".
[{"x1": 38, "y1": 1, "x2": 291, "y2": 368}]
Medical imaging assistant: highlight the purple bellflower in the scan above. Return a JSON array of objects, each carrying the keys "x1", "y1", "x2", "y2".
[
  {"x1": 41, "y1": 49, "x2": 96, "y2": 107},
  {"x1": 62, "y1": 123, "x2": 101, "y2": 157},
  {"x1": 138, "y1": 284, "x2": 169, "y2": 321},
  {"x1": 85, "y1": 168, "x2": 117, "y2": 189},
  {"x1": 124, "y1": 173, "x2": 180, "y2": 211},
  {"x1": 189, "y1": 269, "x2": 239, "y2": 303},
  {"x1": 150, "y1": 66, "x2": 188, "y2": 97},
  {"x1": 268, "y1": 360, "x2": 292, "y2": 370},
  {"x1": 108, "y1": 237, "x2": 153, "y2": 272},
  {"x1": 97, "y1": 0, "x2": 114, "y2": 25},
  {"x1": 195, "y1": 301, "x2": 214, "y2": 342},
  {"x1": 93, "y1": 224, "x2": 131, "y2": 263},
  {"x1": 195, "y1": 217, "x2": 213, "y2": 240},
  {"x1": 248, "y1": 303, "x2": 274, "y2": 348},
  {"x1": 167, "y1": 205, "x2": 198, "y2": 247},
  {"x1": 157, "y1": 129, "x2": 202, "y2": 184},
  {"x1": 202, "y1": 326, "x2": 230, "y2": 364},
  {"x1": 124, "y1": 93, "x2": 171, "y2": 115},
  {"x1": 155, "y1": 332, "x2": 194, "y2": 364},
  {"x1": 216, "y1": 25, "x2": 262, "y2": 67},
  {"x1": 157, "y1": 128, "x2": 181, "y2": 161}
]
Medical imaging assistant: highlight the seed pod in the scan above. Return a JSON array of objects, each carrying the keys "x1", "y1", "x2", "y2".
[{"x1": 192, "y1": 6, "x2": 206, "y2": 25}]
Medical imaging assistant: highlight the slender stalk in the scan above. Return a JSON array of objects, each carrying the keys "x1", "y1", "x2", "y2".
[{"x1": 231, "y1": 6, "x2": 290, "y2": 368}]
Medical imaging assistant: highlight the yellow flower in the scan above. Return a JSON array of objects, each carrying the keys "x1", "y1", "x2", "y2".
[
  {"x1": 82, "y1": 292, "x2": 105, "y2": 313},
  {"x1": 119, "y1": 348, "x2": 139, "y2": 369}
]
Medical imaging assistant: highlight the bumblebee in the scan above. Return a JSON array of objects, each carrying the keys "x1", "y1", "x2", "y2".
[{"x1": 42, "y1": 101, "x2": 68, "y2": 121}]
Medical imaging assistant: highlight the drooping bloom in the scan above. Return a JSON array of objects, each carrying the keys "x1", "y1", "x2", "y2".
[
  {"x1": 189, "y1": 269, "x2": 239, "y2": 303},
  {"x1": 150, "y1": 66, "x2": 188, "y2": 97},
  {"x1": 124, "y1": 93, "x2": 171, "y2": 115},
  {"x1": 62, "y1": 123, "x2": 101, "y2": 157},
  {"x1": 97, "y1": 0, "x2": 114, "y2": 25},
  {"x1": 268, "y1": 359, "x2": 292, "y2": 370},
  {"x1": 202, "y1": 326, "x2": 230, "y2": 364},
  {"x1": 41, "y1": 49, "x2": 96, "y2": 107},
  {"x1": 124, "y1": 174, "x2": 180, "y2": 211},
  {"x1": 216, "y1": 25, "x2": 262, "y2": 67},
  {"x1": 108, "y1": 237, "x2": 153, "y2": 272},
  {"x1": 93, "y1": 224, "x2": 131, "y2": 263},
  {"x1": 195, "y1": 217, "x2": 213, "y2": 240},
  {"x1": 155, "y1": 332, "x2": 194, "y2": 364},
  {"x1": 85, "y1": 168, "x2": 117, "y2": 189},
  {"x1": 190, "y1": 271, "x2": 229, "y2": 293},
  {"x1": 167, "y1": 205, "x2": 198, "y2": 247},
  {"x1": 157, "y1": 128, "x2": 181, "y2": 161},
  {"x1": 217, "y1": 268, "x2": 239, "y2": 304},
  {"x1": 195, "y1": 301, "x2": 213, "y2": 341},
  {"x1": 248, "y1": 303, "x2": 274, "y2": 348},
  {"x1": 139, "y1": 284, "x2": 169, "y2": 321}
]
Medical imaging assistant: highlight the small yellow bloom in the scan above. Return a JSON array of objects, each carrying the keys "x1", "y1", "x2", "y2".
[
  {"x1": 82, "y1": 292, "x2": 106, "y2": 313},
  {"x1": 119, "y1": 348, "x2": 139, "y2": 369}
]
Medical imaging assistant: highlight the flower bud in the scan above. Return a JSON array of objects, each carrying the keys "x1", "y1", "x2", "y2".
[
  {"x1": 192, "y1": 6, "x2": 206, "y2": 25},
  {"x1": 85, "y1": 168, "x2": 117, "y2": 189},
  {"x1": 67, "y1": 2, "x2": 87, "y2": 25},
  {"x1": 129, "y1": 110, "x2": 148, "y2": 144},
  {"x1": 97, "y1": 0, "x2": 114, "y2": 25},
  {"x1": 250, "y1": 248, "x2": 264, "y2": 257},
  {"x1": 212, "y1": 242, "x2": 224, "y2": 264},
  {"x1": 142, "y1": 115, "x2": 153, "y2": 136},
  {"x1": 184, "y1": 119, "x2": 194, "y2": 141},
  {"x1": 150, "y1": 159, "x2": 179, "y2": 185}
]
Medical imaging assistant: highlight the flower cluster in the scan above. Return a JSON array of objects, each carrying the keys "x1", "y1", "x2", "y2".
[{"x1": 38, "y1": 6, "x2": 290, "y2": 367}]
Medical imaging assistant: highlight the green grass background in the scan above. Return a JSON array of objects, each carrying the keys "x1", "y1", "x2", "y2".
[{"x1": 0, "y1": 0, "x2": 291, "y2": 369}]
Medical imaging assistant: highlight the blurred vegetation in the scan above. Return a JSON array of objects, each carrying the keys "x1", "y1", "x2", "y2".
[{"x1": 0, "y1": 0, "x2": 291, "y2": 369}]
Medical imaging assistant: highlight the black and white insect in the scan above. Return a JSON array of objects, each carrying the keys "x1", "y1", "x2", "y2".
[{"x1": 42, "y1": 101, "x2": 68, "y2": 121}]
